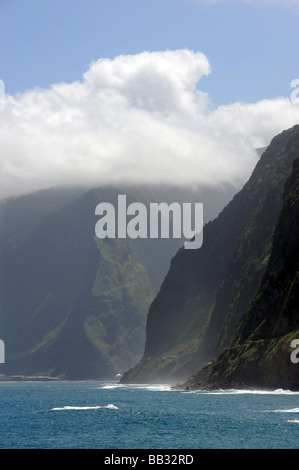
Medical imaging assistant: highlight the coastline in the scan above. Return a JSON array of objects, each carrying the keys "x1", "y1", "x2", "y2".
[{"x1": 0, "y1": 375, "x2": 60, "y2": 382}]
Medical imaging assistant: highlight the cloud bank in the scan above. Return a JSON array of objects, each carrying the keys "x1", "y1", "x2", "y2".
[{"x1": 0, "y1": 49, "x2": 298, "y2": 200}]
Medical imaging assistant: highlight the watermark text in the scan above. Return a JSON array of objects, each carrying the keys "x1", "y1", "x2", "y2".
[
  {"x1": 95, "y1": 195, "x2": 203, "y2": 249},
  {"x1": 0, "y1": 339, "x2": 5, "y2": 363},
  {"x1": 290, "y1": 79, "x2": 299, "y2": 102},
  {"x1": 290, "y1": 339, "x2": 299, "y2": 364},
  {"x1": 0, "y1": 80, "x2": 4, "y2": 106}
]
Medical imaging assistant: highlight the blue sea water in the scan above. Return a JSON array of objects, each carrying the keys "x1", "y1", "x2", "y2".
[{"x1": 0, "y1": 380, "x2": 298, "y2": 449}]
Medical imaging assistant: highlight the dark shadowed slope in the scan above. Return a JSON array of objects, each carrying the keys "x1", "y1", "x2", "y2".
[
  {"x1": 185, "y1": 156, "x2": 299, "y2": 391},
  {"x1": 121, "y1": 125, "x2": 299, "y2": 384}
]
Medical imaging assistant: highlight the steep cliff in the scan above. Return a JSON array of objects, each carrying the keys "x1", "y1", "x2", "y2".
[
  {"x1": 0, "y1": 183, "x2": 233, "y2": 379},
  {"x1": 121, "y1": 125, "x2": 299, "y2": 384},
  {"x1": 185, "y1": 156, "x2": 299, "y2": 391}
]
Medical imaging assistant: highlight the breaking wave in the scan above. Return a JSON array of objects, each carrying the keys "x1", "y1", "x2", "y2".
[
  {"x1": 269, "y1": 408, "x2": 299, "y2": 413},
  {"x1": 50, "y1": 404, "x2": 118, "y2": 411},
  {"x1": 100, "y1": 383, "x2": 172, "y2": 391},
  {"x1": 186, "y1": 389, "x2": 299, "y2": 395}
]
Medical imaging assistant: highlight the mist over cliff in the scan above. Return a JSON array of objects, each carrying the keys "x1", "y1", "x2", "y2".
[{"x1": 121, "y1": 125, "x2": 299, "y2": 387}]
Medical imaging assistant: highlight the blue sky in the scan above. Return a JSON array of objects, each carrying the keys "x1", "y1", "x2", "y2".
[
  {"x1": 0, "y1": 0, "x2": 298, "y2": 200},
  {"x1": 1, "y1": 0, "x2": 298, "y2": 106}
]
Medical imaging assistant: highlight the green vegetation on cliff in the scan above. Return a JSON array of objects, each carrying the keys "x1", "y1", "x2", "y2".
[
  {"x1": 121, "y1": 125, "x2": 299, "y2": 385},
  {"x1": 0, "y1": 187, "x2": 179, "y2": 379},
  {"x1": 185, "y1": 156, "x2": 299, "y2": 390},
  {"x1": 0, "y1": 183, "x2": 235, "y2": 379}
]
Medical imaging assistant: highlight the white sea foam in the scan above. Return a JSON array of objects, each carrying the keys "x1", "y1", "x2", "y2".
[
  {"x1": 100, "y1": 384, "x2": 298, "y2": 394},
  {"x1": 99, "y1": 383, "x2": 172, "y2": 391},
  {"x1": 50, "y1": 404, "x2": 118, "y2": 411},
  {"x1": 134, "y1": 384, "x2": 172, "y2": 391},
  {"x1": 189, "y1": 389, "x2": 299, "y2": 395},
  {"x1": 269, "y1": 408, "x2": 299, "y2": 413},
  {"x1": 101, "y1": 385, "x2": 121, "y2": 390},
  {"x1": 287, "y1": 420, "x2": 299, "y2": 423}
]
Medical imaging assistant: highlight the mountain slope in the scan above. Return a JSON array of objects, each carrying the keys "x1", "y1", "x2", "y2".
[
  {"x1": 185, "y1": 156, "x2": 299, "y2": 391},
  {"x1": 0, "y1": 182, "x2": 235, "y2": 379},
  {"x1": 0, "y1": 187, "x2": 173, "y2": 378},
  {"x1": 121, "y1": 124, "x2": 299, "y2": 384}
]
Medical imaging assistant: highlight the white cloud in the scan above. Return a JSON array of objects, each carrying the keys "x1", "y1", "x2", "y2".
[{"x1": 0, "y1": 49, "x2": 298, "y2": 200}]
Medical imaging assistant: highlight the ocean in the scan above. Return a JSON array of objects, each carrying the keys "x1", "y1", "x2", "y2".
[{"x1": 0, "y1": 380, "x2": 298, "y2": 450}]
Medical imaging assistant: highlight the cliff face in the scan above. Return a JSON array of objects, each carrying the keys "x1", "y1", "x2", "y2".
[
  {"x1": 121, "y1": 125, "x2": 299, "y2": 385},
  {"x1": 185, "y1": 156, "x2": 299, "y2": 391},
  {"x1": 0, "y1": 187, "x2": 180, "y2": 379},
  {"x1": 0, "y1": 182, "x2": 234, "y2": 380}
]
